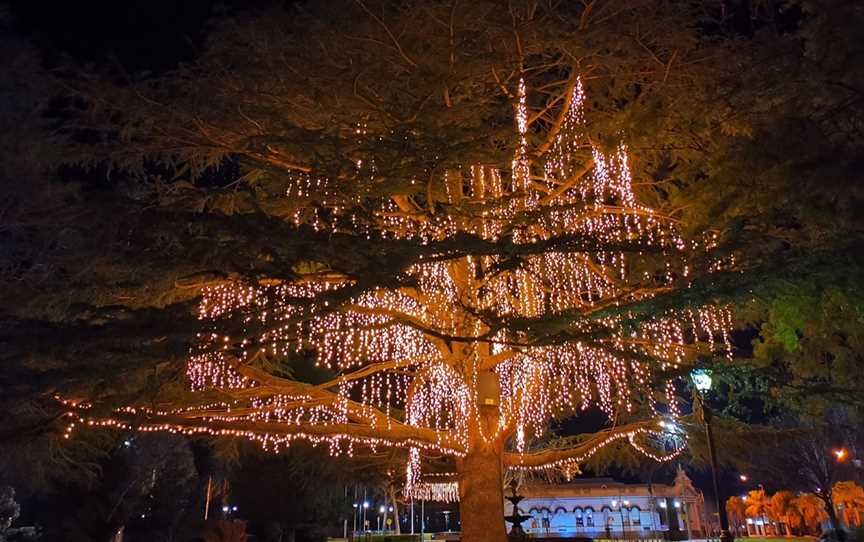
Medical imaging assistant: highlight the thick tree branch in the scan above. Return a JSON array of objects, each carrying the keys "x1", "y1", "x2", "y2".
[{"x1": 503, "y1": 420, "x2": 659, "y2": 468}]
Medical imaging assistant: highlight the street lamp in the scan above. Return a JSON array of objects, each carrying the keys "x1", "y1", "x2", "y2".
[
  {"x1": 363, "y1": 501, "x2": 369, "y2": 532},
  {"x1": 691, "y1": 369, "x2": 733, "y2": 542},
  {"x1": 353, "y1": 503, "x2": 359, "y2": 533}
]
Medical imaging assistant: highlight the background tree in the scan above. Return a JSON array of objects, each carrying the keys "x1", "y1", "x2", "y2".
[
  {"x1": 834, "y1": 481, "x2": 864, "y2": 528},
  {"x1": 744, "y1": 489, "x2": 771, "y2": 530},
  {"x1": 769, "y1": 491, "x2": 797, "y2": 536},
  {"x1": 793, "y1": 493, "x2": 828, "y2": 535},
  {"x1": 687, "y1": 0, "x2": 864, "y2": 419},
  {"x1": 43, "y1": 434, "x2": 201, "y2": 542},
  {"x1": 725, "y1": 496, "x2": 746, "y2": 537},
  {"x1": 228, "y1": 442, "x2": 388, "y2": 542},
  {"x1": 735, "y1": 422, "x2": 861, "y2": 533}
]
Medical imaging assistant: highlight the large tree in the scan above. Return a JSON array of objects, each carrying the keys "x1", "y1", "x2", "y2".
[
  {"x1": 4, "y1": 1, "x2": 863, "y2": 540},
  {"x1": 48, "y1": 2, "x2": 745, "y2": 540}
]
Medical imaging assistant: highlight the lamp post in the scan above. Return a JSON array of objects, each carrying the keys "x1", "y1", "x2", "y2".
[
  {"x1": 353, "y1": 503, "x2": 358, "y2": 534},
  {"x1": 691, "y1": 369, "x2": 733, "y2": 542}
]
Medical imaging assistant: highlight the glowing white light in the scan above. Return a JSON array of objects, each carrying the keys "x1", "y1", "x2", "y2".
[{"x1": 691, "y1": 369, "x2": 713, "y2": 392}]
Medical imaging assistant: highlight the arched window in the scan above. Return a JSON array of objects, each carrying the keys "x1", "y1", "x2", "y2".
[
  {"x1": 555, "y1": 506, "x2": 567, "y2": 515},
  {"x1": 585, "y1": 507, "x2": 595, "y2": 527},
  {"x1": 630, "y1": 506, "x2": 642, "y2": 526}
]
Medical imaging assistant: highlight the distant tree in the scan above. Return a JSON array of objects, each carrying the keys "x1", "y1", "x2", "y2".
[
  {"x1": 744, "y1": 489, "x2": 771, "y2": 528},
  {"x1": 741, "y1": 424, "x2": 860, "y2": 533},
  {"x1": 725, "y1": 496, "x2": 746, "y2": 536},
  {"x1": 227, "y1": 442, "x2": 391, "y2": 542},
  {"x1": 793, "y1": 493, "x2": 828, "y2": 535},
  {"x1": 834, "y1": 481, "x2": 864, "y2": 528},
  {"x1": 0, "y1": 485, "x2": 38, "y2": 542},
  {"x1": 0, "y1": 486, "x2": 20, "y2": 533},
  {"x1": 769, "y1": 491, "x2": 797, "y2": 536},
  {"x1": 39, "y1": 434, "x2": 202, "y2": 542}
]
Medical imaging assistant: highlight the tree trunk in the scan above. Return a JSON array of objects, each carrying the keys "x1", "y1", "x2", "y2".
[
  {"x1": 389, "y1": 485, "x2": 402, "y2": 534},
  {"x1": 821, "y1": 493, "x2": 841, "y2": 532},
  {"x1": 457, "y1": 440, "x2": 507, "y2": 542}
]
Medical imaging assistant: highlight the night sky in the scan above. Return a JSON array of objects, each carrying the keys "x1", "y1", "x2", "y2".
[{"x1": 8, "y1": 0, "x2": 233, "y2": 72}]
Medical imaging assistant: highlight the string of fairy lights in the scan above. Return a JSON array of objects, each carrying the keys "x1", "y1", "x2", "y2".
[{"x1": 60, "y1": 74, "x2": 735, "y2": 503}]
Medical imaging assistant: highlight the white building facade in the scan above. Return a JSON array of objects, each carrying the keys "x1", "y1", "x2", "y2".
[{"x1": 509, "y1": 469, "x2": 709, "y2": 539}]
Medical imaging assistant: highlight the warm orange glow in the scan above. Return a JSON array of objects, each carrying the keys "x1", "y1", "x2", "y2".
[
  {"x1": 834, "y1": 448, "x2": 848, "y2": 462},
  {"x1": 59, "y1": 74, "x2": 736, "y2": 501}
]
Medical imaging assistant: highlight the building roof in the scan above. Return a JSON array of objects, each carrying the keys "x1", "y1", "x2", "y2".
[{"x1": 520, "y1": 469, "x2": 702, "y2": 500}]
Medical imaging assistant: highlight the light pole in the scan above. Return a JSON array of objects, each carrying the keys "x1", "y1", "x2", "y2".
[
  {"x1": 353, "y1": 503, "x2": 358, "y2": 534},
  {"x1": 363, "y1": 501, "x2": 369, "y2": 532},
  {"x1": 613, "y1": 499, "x2": 624, "y2": 538},
  {"x1": 691, "y1": 369, "x2": 733, "y2": 542},
  {"x1": 623, "y1": 499, "x2": 631, "y2": 539}
]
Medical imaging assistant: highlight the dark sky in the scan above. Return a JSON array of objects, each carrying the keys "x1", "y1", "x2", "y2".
[{"x1": 7, "y1": 0, "x2": 239, "y2": 72}]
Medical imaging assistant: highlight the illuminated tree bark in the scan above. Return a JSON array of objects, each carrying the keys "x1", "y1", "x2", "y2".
[{"x1": 458, "y1": 439, "x2": 507, "y2": 542}]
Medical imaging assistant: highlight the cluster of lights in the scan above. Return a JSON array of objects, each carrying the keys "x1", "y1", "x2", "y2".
[
  {"x1": 405, "y1": 481, "x2": 460, "y2": 503},
  {"x1": 64, "y1": 74, "x2": 736, "y2": 502}
]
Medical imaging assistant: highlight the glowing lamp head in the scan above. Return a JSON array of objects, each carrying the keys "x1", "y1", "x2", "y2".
[
  {"x1": 363, "y1": 502, "x2": 369, "y2": 509},
  {"x1": 739, "y1": 474, "x2": 748, "y2": 482},
  {"x1": 691, "y1": 369, "x2": 712, "y2": 392},
  {"x1": 611, "y1": 499, "x2": 618, "y2": 507},
  {"x1": 379, "y1": 505, "x2": 386, "y2": 513},
  {"x1": 834, "y1": 448, "x2": 848, "y2": 461}
]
